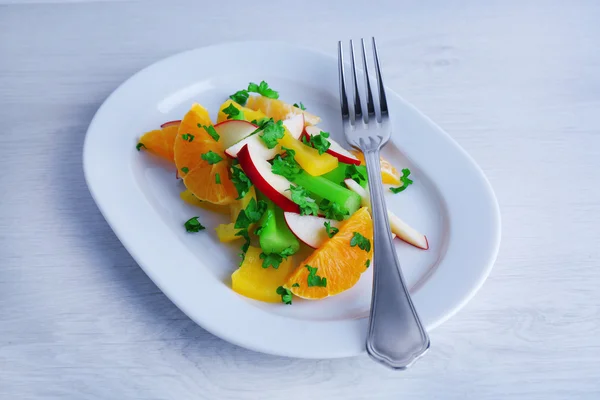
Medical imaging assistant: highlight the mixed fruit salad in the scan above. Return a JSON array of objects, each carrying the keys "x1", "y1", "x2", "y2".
[{"x1": 137, "y1": 81, "x2": 428, "y2": 305}]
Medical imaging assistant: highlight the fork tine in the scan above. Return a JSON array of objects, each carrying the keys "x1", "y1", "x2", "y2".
[
  {"x1": 338, "y1": 41, "x2": 349, "y2": 119},
  {"x1": 371, "y1": 37, "x2": 388, "y2": 117},
  {"x1": 349, "y1": 40, "x2": 362, "y2": 121},
  {"x1": 361, "y1": 38, "x2": 375, "y2": 119}
]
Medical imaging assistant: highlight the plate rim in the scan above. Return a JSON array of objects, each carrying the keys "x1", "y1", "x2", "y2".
[{"x1": 83, "y1": 40, "x2": 501, "y2": 358}]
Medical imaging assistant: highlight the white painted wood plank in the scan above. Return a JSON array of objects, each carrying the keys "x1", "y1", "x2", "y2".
[{"x1": 1, "y1": 1, "x2": 600, "y2": 399}]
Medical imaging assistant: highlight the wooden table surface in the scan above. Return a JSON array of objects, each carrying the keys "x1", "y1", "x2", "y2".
[{"x1": 1, "y1": 1, "x2": 600, "y2": 399}]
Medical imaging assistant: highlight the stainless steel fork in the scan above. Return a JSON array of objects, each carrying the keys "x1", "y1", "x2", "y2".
[{"x1": 338, "y1": 38, "x2": 430, "y2": 369}]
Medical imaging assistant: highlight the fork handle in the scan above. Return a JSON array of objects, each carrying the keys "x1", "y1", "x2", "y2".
[{"x1": 362, "y1": 148, "x2": 430, "y2": 369}]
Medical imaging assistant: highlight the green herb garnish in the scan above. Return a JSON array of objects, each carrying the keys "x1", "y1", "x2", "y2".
[
  {"x1": 200, "y1": 124, "x2": 220, "y2": 142},
  {"x1": 293, "y1": 102, "x2": 306, "y2": 110},
  {"x1": 288, "y1": 185, "x2": 319, "y2": 216},
  {"x1": 230, "y1": 165, "x2": 252, "y2": 199},
  {"x1": 306, "y1": 265, "x2": 327, "y2": 287},
  {"x1": 365, "y1": 259, "x2": 371, "y2": 269},
  {"x1": 184, "y1": 217, "x2": 205, "y2": 233},
  {"x1": 248, "y1": 81, "x2": 279, "y2": 99},
  {"x1": 201, "y1": 151, "x2": 223, "y2": 165},
  {"x1": 324, "y1": 221, "x2": 339, "y2": 238},
  {"x1": 319, "y1": 199, "x2": 348, "y2": 221},
  {"x1": 350, "y1": 232, "x2": 371, "y2": 252},
  {"x1": 390, "y1": 168, "x2": 413, "y2": 194},
  {"x1": 136, "y1": 143, "x2": 146, "y2": 151},
  {"x1": 215, "y1": 173, "x2": 221, "y2": 184},
  {"x1": 304, "y1": 130, "x2": 331, "y2": 155},
  {"x1": 259, "y1": 119, "x2": 285, "y2": 149},
  {"x1": 222, "y1": 103, "x2": 243, "y2": 120},
  {"x1": 234, "y1": 198, "x2": 267, "y2": 229},
  {"x1": 181, "y1": 133, "x2": 194, "y2": 142},
  {"x1": 229, "y1": 90, "x2": 250, "y2": 105},
  {"x1": 271, "y1": 147, "x2": 301, "y2": 180},
  {"x1": 276, "y1": 286, "x2": 293, "y2": 305},
  {"x1": 181, "y1": 167, "x2": 189, "y2": 174},
  {"x1": 345, "y1": 164, "x2": 367, "y2": 185},
  {"x1": 260, "y1": 247, "x2": 294, "y2": 269},
  {"x1": 292, "y1": 283, "x2": 300, "y2": 288},
  {"x1": 235, "y1": 229, "x2": 251, "y2": 253}
]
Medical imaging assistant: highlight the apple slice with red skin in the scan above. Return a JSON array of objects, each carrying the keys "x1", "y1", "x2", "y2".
[
  {"x1": 225, "y1": 114, "x2": 305, "y2": 159},
  {"x1": 344, "y1": 179, "x2": 429, "y2": 250},
  {"x1": 160, "y1": 120, "x2": 181, "y2": 128},
  {"x1": 237, "y1": 143, "x2": 299, "y2": 213},
  {"x1": 283, "y1": 212, "x2": 341, "y2": 248},
  {"x1": 303, "y1": 126, "x2": 361, "y2": 165},
  {"x1": 213, "y1": 120, "x2": 258, "y2": 150}
]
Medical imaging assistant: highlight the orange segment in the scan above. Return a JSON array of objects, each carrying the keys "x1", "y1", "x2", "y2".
[
  {"x1": 351, "y1": 150, "x2": 401, "y2": 185},
  {"x1": 217, "y1": 99, "x2": 267, "y2": 124},
  {"x1": 183, "y1": 162, "x2": 237, "y2": 205},
  {"x1": 246, "y1": 95, "x2": 321, "y2": 125},
  {"x1": 161, "y1": 123, "x2": 180, "y2": 161},
  {"x1": 180, "y1": 190, "x2": 229, "y2": 214},
  {"x1": 232, "y1": 246, "x2": 296, "y2": 303},
  {"x1": 138, "y1": 129, "x2": 172, "y2": 161},
  {"x1": 174, "y1": 104, "x2": 216, "y2": 175},
  {"x1": 286, "y1": 207, "x2": 373, "y2": 299}
]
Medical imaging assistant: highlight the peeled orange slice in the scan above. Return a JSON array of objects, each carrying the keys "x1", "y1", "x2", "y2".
[
  {"x1": 246, "y1": 95, "x2": 321, "y2": 125},
  {"x1": 174, "y1": 103, "x2": 237, "y2": 205},
  {"x1": 216, "y1": 99, "x2": 267, "y2": 124},
  {"x1": 232, "y1": 246, "x2": 296, "y2": 303},
  {"x1": 351, "y1": 150, "x2": 401, "y2": 185},
  {"x1": 285, "y1": 207, "x2": 373, "y2": 299},
  {"x1": 180, "y1": 190, "x2": 229, "y2": 214},
  {"x1": 138, "y1": 121, "x2": 181, "y2": 162}
]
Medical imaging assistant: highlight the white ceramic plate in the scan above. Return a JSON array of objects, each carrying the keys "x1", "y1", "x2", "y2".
[{"x1": 83, "y1": 41, "x2": 501, "y2": 358}]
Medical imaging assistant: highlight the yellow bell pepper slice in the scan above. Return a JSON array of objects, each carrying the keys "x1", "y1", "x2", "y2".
[{"x1": 278, "y1": 132, "x2": 338, "y2": 176}]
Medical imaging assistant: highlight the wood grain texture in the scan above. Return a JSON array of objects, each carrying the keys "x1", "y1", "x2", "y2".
[{"x1": 1, "y1": 0, "x2": 600, "y2": 399}]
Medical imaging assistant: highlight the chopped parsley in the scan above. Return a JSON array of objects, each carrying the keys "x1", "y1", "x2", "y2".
[
  {"x1": 350, "y1": 232, "x2": 371, "y2": 252},
  {"x1": 230, "y1": 165, "x2": 252, "y2": 199},
  {"x1": 229, "y1": 90, "x2": 250, "y2": 105},
  {"x1": 292, "y1": 283, "x2": 300, "y2": 288},
  {"x1": 276, "y1": 286, "x2": 293, "y2": 305},
  {"x1": 345, "y1": 164, "x2": 367, "y2": 185},
  {"x1": 303, "y1": 130, "x2": 331, "y2": 155},
  {"x1": 324, "y1": 221, "x2": 339, "y2": 238},
  {"x1": 234, "y1": 198, "x2": 267, "y2": 229},
  {"x1": 288, "y1": 184, "x2": 319, "y2": 216},
  {"x1": 215, "y1": 173, "x2": 221, "y2": 184},
  {"x1": 248, "y1": 81, "x2": 279, "y2": 99},
  {"x1": 306, "y1": 265, "x2": 327, "y2": 287},
  {"x1": 365, "y1": 259, "x2": 371, "y2": 269},
  {"x1": 259, "y1": 119, "x2": 285, "y2": 149},
  {"x1": 184, "y1": 217, "x2": 205, "y2": 233},
  {"x1": 390, "y1": 168, "x2": 414, "y2": 194},
  {"x1": 293, "y1": 102, "x2": 306, "y2": 110},
  {"x1": 136, "y1": 143, "x2": 146, "y2": 151},
  {"x1": 235, "y1": 229, "x2": 251, "y2": 253},
  {"x1": 222, "y1": 103, "x2": 243, "y2": 120},
  {"x1": 260, "y1": 247, "x2": 294, "y2": 269},
  {"x1": 319, "y1": 199, "x2": 348, "y2": 221},
  {"x1": 181, "y1": 133, "x2": 194, "y2": 142},
  {"x1": 201, "y1": 151, "x2": 223, "y2": 165},
  {"x1": 181, "y1": 167, "x2": 189, "y2": 174},
  {"x1": 200, "y1": 124, "x2": 219, "y2": 142},
  {"x1": 271, "y1": 147, "x2": 301, "y2": 180}
]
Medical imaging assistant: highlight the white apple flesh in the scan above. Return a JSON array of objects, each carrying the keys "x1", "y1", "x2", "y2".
[
  {"x1": 304, "y1": 126, "x2": 361, "y2": 165},
  {"x1": 237, "y1": 143, "x2": 299, "y2": 213},
  {"x1": 283, "y1": 212, "x2": 342, "y2": 248},
  {"x1": 213, "y1": 120, "x2": 258, "y2": 150},
  {"x1": 344, "y1": 179, "x2": 428, "y2": 250}
]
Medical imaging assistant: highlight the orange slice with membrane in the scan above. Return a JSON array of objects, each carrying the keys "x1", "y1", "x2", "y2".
[
  {"x1": 216, "y1": 99, "x2": 267, "y2": 124},
  {"x1": 138, "y1": 121, "x2": 181, "y2": 162},
  {"x1": 285, "y1": 207, "x2": 373, "y2": 299},
  {"x1": 246, "y1": 95, "x2": 321, "y2": 125}
]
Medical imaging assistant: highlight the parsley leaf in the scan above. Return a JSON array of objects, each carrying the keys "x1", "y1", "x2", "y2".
[
  {"x1": 229, "y1": 90, "x2": 249, "y2": 105},
  {"x1": 293, "y1": 102, "x2": 306, "y2": 110},
  {"x1": 390, "y1": 168, "x2": 414, "y2": 194},
  {"x1": 234, "y1": 198, "x2": 267, "y2": 229},
  {"x1": 304, "y1": 130, "x2": 331, "y2": 155},
  {"x1": 276, "y1": 286, "x2": 293, "y2": 305},
  {"x1": 223, "y1": 103, "x2": 243, "y2": 120},
  {"x1": 291, "y1": 283, "x2": 300, "y2": 288},
  {"x1": 200, "y1": 125, "x2": 219, "y2": 142},
  {"x1": 345, "y1": 164, "x2": 367, "y2": 185},
  {"x1": 259, "y1": 246, "x2": 295, "y2": 269},
  {"x1": 288, "y1": 185, "x2": 319, "y2": 216},
  {"x1": 324, "y1": 221, "x2": 339, "y2": 238},
  {"x1": 350, "y1": 232, "x2": 371, "y2": 252},
  {"x1": 215, "y1": 173, "x2": 221, "y2": 184},
  {"x1": 184, "y1": 217, "x2": 205, "y2": 233},
  {"x1": 306, "y1": 265, "x2": 327, "y2": 287},
  {"x1": 230, "y1": 165, "x2": 253, "y2": 199},
  {"x1": 181, "y1": 133, "x2": 194, "y2": 142},
  {"x1": 271, "y1": 148, "x2": 301, "y2": 180},
  {"x1": 181, "y1": 167, "x2": 189, "y2": 174},
  {"x1": 201, "y1": 151, "x2": 223, "y2": 165},
  {"x1": 365, "y1": 259, "x2": 371, "y2": 269},
  {"x1": 319, "y1": 199, "x2": 348, "y2": 221},
  {"x1": 136, "y1": 143, "x2": 146, "y2": 151},
  {"x1": 235, "y1": 229, "x2": 251, "y2": 253},
  {"x1": 248, "y1": 80, "x2": 279, "y2": 99},
  {"x1": 259, "y1": 119, "x2": 285, "y2": 149}
]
